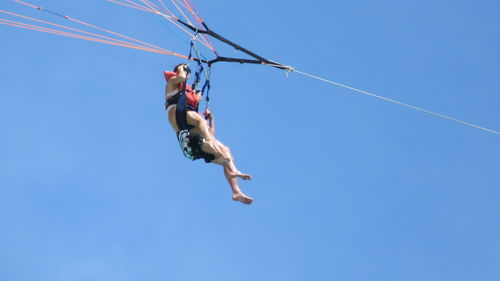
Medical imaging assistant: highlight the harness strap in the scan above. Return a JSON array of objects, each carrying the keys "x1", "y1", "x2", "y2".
[
  {"x1": 189, "y1": 37, "x2": 212, "y2": 112},
  {"x1": 165, "y1": 92, "x2": 180, "y2": 110},
  {"x1": 175, "y1": 52, "x2": 193, "y2": 130},
  {"x1": 165, "y1": 37, "x2": 209, "y2": 131},
  {"x1": 175, "y1": 90, "x2": 193, "y2": 131},
  {"x1": 166, "y1": 91, "x2": 194, "y2": 131}
]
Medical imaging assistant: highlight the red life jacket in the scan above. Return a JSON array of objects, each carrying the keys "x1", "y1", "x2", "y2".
[{"x1": 164, "y1": 71, "x2": 198, "y2": 109}]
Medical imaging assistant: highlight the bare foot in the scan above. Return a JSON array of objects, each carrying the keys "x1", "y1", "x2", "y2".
[{"x1": 232, "y1": 193, "x2": 253, "y2": 205}]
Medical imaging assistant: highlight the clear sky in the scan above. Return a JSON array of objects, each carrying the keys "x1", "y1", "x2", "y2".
[{"x1": 1, "y1": 0, "x2": 499, "y2": 280}]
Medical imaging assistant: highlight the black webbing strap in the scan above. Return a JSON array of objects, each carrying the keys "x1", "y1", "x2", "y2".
[
  {"x1": 176, "y1": 19, "x2": 289, "y2": 70},
  {"x1": 189, "y1": 37, "x2": 212, "y2": 111},
  {"x1": 175, "y1": 90, "x2": 193, "y2": 131},
  {"x1": 174, "y1": 46, "x2": 191, "y2": 130}
]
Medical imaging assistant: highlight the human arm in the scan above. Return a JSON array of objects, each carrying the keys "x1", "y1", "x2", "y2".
[
  {"x1": 165, "y1": 67, "x2": 189, "y2": 98},
  {"x1": 167, "y1": 66, "x2": 189, "y2": 87}
]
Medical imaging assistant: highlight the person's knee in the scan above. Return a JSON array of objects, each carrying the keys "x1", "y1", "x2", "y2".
[
  {"x1": 217, "y1": 143, "x2": 230, "y2": 153},
  {"x1": 215, "y1": 140, "x2": 229, "y2": 153},
  {"x1": 203, "y1": 139, "x2": 220, "y2": 154}
]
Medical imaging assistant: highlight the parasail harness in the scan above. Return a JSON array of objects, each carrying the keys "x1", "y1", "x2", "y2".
[{"x1": 165, "y1": 37, "x2": 212, "y2": 132}]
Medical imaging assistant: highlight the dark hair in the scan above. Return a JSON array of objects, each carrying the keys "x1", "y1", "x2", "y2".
[{"x1": 173, "y1": 63, "x2": 190, "y2": 73}]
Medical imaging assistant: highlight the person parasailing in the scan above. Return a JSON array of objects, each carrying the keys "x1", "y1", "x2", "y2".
[{"x1": 164, "y1": 63, "x2": 254, "y2": 205}]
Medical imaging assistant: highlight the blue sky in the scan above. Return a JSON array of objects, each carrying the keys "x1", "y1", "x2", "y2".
[{"x1": 1, "y1": 0, "x2": 499, "y2": 280}]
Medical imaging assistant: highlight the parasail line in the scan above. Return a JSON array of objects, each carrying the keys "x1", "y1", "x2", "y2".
[
  {"x1": 178, "y1": 0, "x2": 216, "y2": 51},
  {"x1": 139, "y1": 0, "x2": 160, "y2": 12},
  {"x1": 0, "y1": 18, "x2": 145, "y2": 50},
  {"x1": 157, "y1": 0, "x2": 174, "y2": 16},
  {"x1": 12, "y1": 0, "x2": 37, "y2": 9},
  {"x1": 169, "y1": 0, "x2": 192, "y2": 27},
  {"x1": 122, "y1": 0, "x2": 151, "y2": 10},
  {"x1": 179, "y1": 0, "x2": 196, "y2": 18},
  {"x1": 141, "y1": 0, "x2": 211, "y2": 49},
  {"x1": 148, "y1": 9, "x2": 215, "y2": 51},
  {"x1": 143, "y1": 0, "x2": 215, "y2": 51},
  {"x1": 265, "y1": 62, "x2": 499, "y2": 136},
  {"x1": 107, "y1": 0, "x2": 152, "y2": 13},
  {"x1": 68, "y1": 17, "x2": 171, "y2": 53},
  {"x1": 123, "y1": 0, "x2": 149, "y2": 10},
  {"x1": 106, "y1": 0, "x2": 215, "y2": 51},
  {"x1": 12, "y1": 1, "x2": 172, "y2": 53},
  {"x1": 0, "y1": 9, "x2": 169, "y2": 53},
  {"x1": 176, "y1": 0, "x2": 206, "y2": 35},
  {"x1": 0, "y1": 17, "x2": 188, "y2": 58},
  {"x1": 143, "y1": 0, "x2": 160, "y2": 9}
]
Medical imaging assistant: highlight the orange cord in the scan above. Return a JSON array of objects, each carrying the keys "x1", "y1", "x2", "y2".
[
  {"x1": 8, "y1": 0, "x2": 215, "y2": 57},
  {"x1": 0, "y1": 10, "x2": 169, "y2": 53},
  {"x1": 0, "y1": 17, "x2": 187, "y2": 58},
  {"x1": 107, "y1": 0, "x2": 152, "y2": 13}
]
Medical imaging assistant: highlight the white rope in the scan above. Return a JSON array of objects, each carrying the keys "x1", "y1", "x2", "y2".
[{"x1": 263, "y1": 62, "x2": 499, "y2": 135}]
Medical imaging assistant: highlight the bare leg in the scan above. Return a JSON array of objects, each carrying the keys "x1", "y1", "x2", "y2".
[
  {"x1": 200, "y1": 140, "x2": 229, "y2": 164},
  {"x1": 215, "y1": 140, "x2": 251, "y2": 180},
  {"x1": 186, "y1": 111, "x2": 213, "y2": 142},
  {"x1": 186, "y1": 112, "x2": 228, "y2": 162},
  {"x1": 209, "y1": 142, "x2": 252, "y2": 204},
  {"x1": 223, "y1": 165, "x2": 253, "y2": 205}
]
